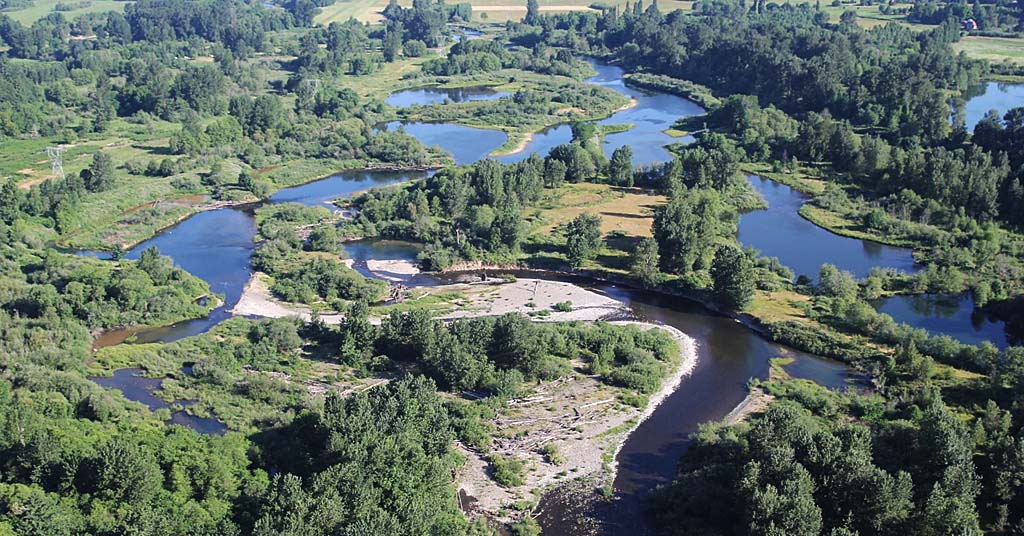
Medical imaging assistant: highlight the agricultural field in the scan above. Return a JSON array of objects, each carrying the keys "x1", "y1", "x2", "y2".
[
  {"x1": 954, "y1": 35, "x2": 1024, "y2": 65},
  {"x1": 1, "y1": 0, "x2": 129, "y2": 25},
  {"x1": 316, "y1": 0, "x2": 694, "y2": 25}
]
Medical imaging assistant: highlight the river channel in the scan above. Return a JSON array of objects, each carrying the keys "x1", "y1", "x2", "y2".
[{"x1": 81, "y1": 59, "x2": 1021, "y2": 534}]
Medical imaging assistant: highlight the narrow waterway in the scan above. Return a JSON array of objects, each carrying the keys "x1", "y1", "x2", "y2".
[
  {"x1": 79, "y1": 57, "x2": 912, "y2": 532},
  {"x1": 91, "y1": 368, "x2": 227, "y2": 435},
  {"x1": 533, "y1": 282, "x2": 858, "y2": 536},
  {"x1": 739, "y1": 175, "x2": 920, "y2": 279}
]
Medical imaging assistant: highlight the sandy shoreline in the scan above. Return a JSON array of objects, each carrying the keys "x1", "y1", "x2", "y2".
[
  {"x1": 489, "y1": 131, "x2": 535, "y2": 158},
  {"x1": 455, "y1": 320, "x2": 698, "y2": 523},
  {"x1": 612, "y1": 97, "x2": 639, "y2": 114},
  {"x1": 604, "y1": 321, "x2": 698, "y2": 478},
  {"x1": 230, "y1": 270, "x2": 700, "y2": 523}
]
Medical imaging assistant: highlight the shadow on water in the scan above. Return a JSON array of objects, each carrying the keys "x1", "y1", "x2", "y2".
[
  {"x1": 533, "y1": 283, "x2": 860, "y2": 536},
  {"x1": 379, "y1": 121, "x2": 508, "y2": 166},
  {"x1": 871, "y1": 293, "x2": 1021, "y2": 350},
  {"x1": 88, "y1": 169, "x2": 433, "y2": 347},
  {"x1": 71, "y1": 56, "x2": 871, "y2": 533},
  {"x1": 385, "y1": 85, "x2": 509, "y2": 107},
  {"x1": 961, "y1": 81, "x2": 1024, "y2": 131}
]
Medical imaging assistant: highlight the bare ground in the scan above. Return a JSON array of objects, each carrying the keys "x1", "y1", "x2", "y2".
[
  {"x1": 456, "y1": 321, "x2": 697, "y2": 523},
  {"x1": 231, "y1": 272, "x2": 700, "y2": 523}
]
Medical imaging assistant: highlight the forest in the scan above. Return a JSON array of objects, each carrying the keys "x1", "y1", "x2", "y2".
[{"x1": 1, "y1": 0, "x2": 1024, "y2": 534}]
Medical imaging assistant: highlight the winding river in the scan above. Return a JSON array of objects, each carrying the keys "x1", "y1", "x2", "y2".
[
  {"x1": 81, "y1": 60, "x2": 1020, "y2": 534},
  {"x1": 739, "y1": 175, "x2": 919, "y2": 279}
]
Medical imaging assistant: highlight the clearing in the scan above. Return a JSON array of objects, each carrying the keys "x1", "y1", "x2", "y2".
[{"x1": 954, "y1": 36, "x2": 1024, "y2": 66}]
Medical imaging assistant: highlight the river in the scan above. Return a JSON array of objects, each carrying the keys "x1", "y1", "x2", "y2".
[
  {"x1": 739, "y1": 175, "x2": 919, "y2": 279},
  {"x1": 80, "y1": 57, "x2": 996, "y2": 534}
]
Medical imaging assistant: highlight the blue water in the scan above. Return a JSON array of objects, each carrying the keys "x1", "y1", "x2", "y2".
[
  {"x1": 738, "y1": 175, "x2": 919, "y2": 279},
  {"x1": 872, "y1": 293, "x2": 1020, "y2": 350},
  {"x1": 269, "y1": 169, "x2": 428, "y2": 207},
  {"x1": 91, "y1": 368, "x2": 227, "y2": 435},
  {"x1": 496, "y1": 124, "x2": 573, "y2": 164},
  {"x1": 589, "y1": 61, "x2": 702, "y2": 166},
  {"x1": 386, "y1": 86, "x2": 509, "y2": 107},
  {"x1": 496, "y1": 60, "x2": 703, "y2": 165},
  {"x1": 379, "y1": 121, "x2": 508, "y2": 165},
  {"x1": 963, "y1": 82, "x2": 1024, "y2": 131}
]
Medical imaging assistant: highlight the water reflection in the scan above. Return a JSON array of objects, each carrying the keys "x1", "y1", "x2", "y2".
[
  {"x1": 589, "y1": 61, "x2": 703, "y2": 165},
  {"x1": 386, "y1": 85, "x2": 509, "y2": 107},
  {"x1": 91, "y1": 368, "x2": 226, "y2": 435},
  {"x1": 962, "y1": 82, "x2": 1024, "y2": 131},
  {"x1": 269, "y1": 169, "x2": 428, "y2": 207},
  {"x1": 379, "y1": 121, "x2": 508, "y2": 165},
  {"x1": 871, "y1": 293, "x2": 1020, "y2": 350},
  {"x1": 500, "y1": 60, "x2": 704, "y2": 165},
  {"x1": 738, "y1": 175, "x2": 919, "y2": 279}
]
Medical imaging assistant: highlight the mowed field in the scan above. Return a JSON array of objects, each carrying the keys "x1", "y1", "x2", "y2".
[
  {"x1": 954, "y1": 35, "x2": 1024, "y2": 65},
  {"x1": 4, "y1": 0, "x2": 129, "y2": 25},
  {"x1": 316, "y1": 0, "x2": 694, "y2": 25}
]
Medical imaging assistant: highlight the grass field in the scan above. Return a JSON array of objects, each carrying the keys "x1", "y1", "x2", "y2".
[
  {"x1": 521, "y1": 182, "x2": 664, "y2": 271},
  {"x1": 954, "y1": 36, "x2": 1024, "y2": 65},
  {"x1": 316, "y1": 0, "x2": 694, "y2": 25},
  {"x1": 3, "y1": 0, "x2": 129, "y2": 25},
  {"x1": 530, "y1": 182, "x2": 663, "y2": 237}
]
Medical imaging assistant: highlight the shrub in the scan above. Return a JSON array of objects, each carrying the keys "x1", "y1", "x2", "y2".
[
  {"x1": 489, "y1": 455, "x2": 526, "y2": 487},
  {"x1": 553, "y1": 301, "x2": 574, "y2": 312},
  {"x1": 541, "y1": 443, "x2": 566, "y2": 465}
]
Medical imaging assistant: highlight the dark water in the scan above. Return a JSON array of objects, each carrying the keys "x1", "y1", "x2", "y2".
[
  {"x1": 90, "y1": 170, "x2": 430, "y2": 345},
  {"x1": 76, "y1": 58, "x2": 864, "y2": 533},
  {"x1": 963, "y1": 82, "x2": 1024, "y2": 131},
  {"x1": 91, "y1": 368, "x2": 227, "y2": 435},
  {"x1": 386, "y1": 85, "x2": 509, "y2": 107},
  {"x1": 872, "y1": 293, "x2": 1021, "y2": 350},
  {"x1": 739, "y1": 175, "x2": 919, "y2": 279},
  {"x1": 379, "y1": 121, "x2": 508, "y2": 165}
]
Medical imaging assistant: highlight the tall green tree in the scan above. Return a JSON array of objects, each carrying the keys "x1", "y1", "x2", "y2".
[
  {"x1": 710, "y1": 246, "x2": 754, "y2": 310},
  {"x1": 82, "y1": 152, "x2": 115, "y2": 193},
  {"x1": 565, "y1": 213, "x2": 603, "y2": 267},
  {"x1": 631, "y1": 237, "x2": 662, "y2": 286},
  {"x1": 525, "y1": 0, "x2": 540, "y2": 24},
  {"x1": 610, "y1": 146, "x2": 634, "y2": 186},
  {"x1": 652, "y1": 189, "x2": 724, "y2": 274}
]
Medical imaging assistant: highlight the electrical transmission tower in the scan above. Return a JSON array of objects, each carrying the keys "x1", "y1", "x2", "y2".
[{"x1": 46, "y1": 146, "x2": 65, "y2": 180}]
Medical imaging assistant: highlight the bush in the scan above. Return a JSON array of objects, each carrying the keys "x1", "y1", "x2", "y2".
[
  {"x1": 553, "y1": 301, "x2": 574, "y2": 312},
  {"x1": 489, "y1": 454, "x2": 526, "y2": 487},
  {"x1": 404, "y1": 39, "x2": 428, "y2": 57},
  {"x1": 541, "y1": 443, "x2": 566, "y2": 465}
]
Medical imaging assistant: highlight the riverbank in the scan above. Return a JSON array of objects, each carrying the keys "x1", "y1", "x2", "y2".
[
  {"x1": 61, "y1": 160, "x2": 443, "y2": 252},
  {"x1": 456, "y1": 321, "x2": 698, "y2": 525},
  {"x1": 228, "y1": 267, "x2": 701, "y2": 525},
  {"x1": 740, "y1": 163, "x2": 921, "y2": 250}
]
